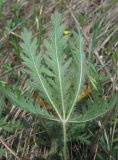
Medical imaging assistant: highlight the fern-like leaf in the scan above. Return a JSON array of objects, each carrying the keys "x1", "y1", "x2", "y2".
[
  {"x1": 69, "y1": 94, "x2": 117, "y2": 123},
  {"x1": 0, "y1": 86, "x2": 59, "y2": 122}
]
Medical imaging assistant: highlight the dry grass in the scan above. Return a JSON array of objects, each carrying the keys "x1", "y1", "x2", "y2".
[{"x1": 0, "y1": 0, "x2": 118, "y2": 159}]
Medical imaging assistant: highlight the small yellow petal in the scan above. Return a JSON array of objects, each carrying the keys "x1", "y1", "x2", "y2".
[{"x1": 63, "y1": 30, "x2": 70, "y2": 35}]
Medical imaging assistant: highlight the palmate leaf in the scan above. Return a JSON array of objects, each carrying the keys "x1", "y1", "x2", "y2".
[
  {"x1": 20, "y1": 11, "x2": 85, "y2": 122},
  {"x1": 1, "y1": 12, "x2": 117, "y2": 159},
  {"x1": 1, "y1": 11, "x2": 116, "y2": 127}
]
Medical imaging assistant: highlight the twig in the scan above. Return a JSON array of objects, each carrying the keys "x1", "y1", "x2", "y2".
[
  {"x1": 93, "y1": 144, "x2": 98, "y2": 160},
  {"x1": 0, "y1": 12, "x2": 33, "y2": 44},
  {"x1": 99, "y1": 27, "x2": 118, "y2": 49},
  {"x1": 64, "y1": 3, "x2": 117, "y2": 89},
  {"x1": 0, "y1": 137, "x2": 21, "y2": 160},
  {"x1": 0, "y1": 64, "x2": 24, "y2": 77},
  {"x1": 88, "y1": 106, "x2": 117, "y2": 159}
]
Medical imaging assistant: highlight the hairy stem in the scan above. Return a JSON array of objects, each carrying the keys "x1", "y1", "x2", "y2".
[{"x1": 63, "y1": 122, "x2": 67, "y2": 160}]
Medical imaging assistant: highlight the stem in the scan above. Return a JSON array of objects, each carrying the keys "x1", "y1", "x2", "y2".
[{"x1": 63, "y1": 122, "x2": 67, "y2": 160}]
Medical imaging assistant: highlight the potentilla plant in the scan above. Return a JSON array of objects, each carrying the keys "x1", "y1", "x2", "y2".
[{"x1": 1, "y1": 12, "x2": 117, "y2": 160}]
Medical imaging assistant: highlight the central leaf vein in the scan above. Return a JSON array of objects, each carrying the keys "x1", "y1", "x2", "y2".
[{"x1": 54, "y1": 29, "x2": 65, "y2": 120}]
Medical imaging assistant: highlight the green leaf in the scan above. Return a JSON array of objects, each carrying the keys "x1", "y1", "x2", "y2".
[
  {"x1": 0, "y1": 118, "x2": 22, "y2": 132},
  {"x1": 69, "y1": 94, "x2": 117, "y2": 123},
  {"x1": 20, "y1": 12, "x2": 86, "y2": 122},
  {"x1": 0, "y1": 86, "x2": 59, "y2": 122}
]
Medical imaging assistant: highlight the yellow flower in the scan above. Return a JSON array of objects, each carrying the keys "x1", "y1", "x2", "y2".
[{"x1": 63, "y1": 30, "x2": 70, "y2": 35}]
